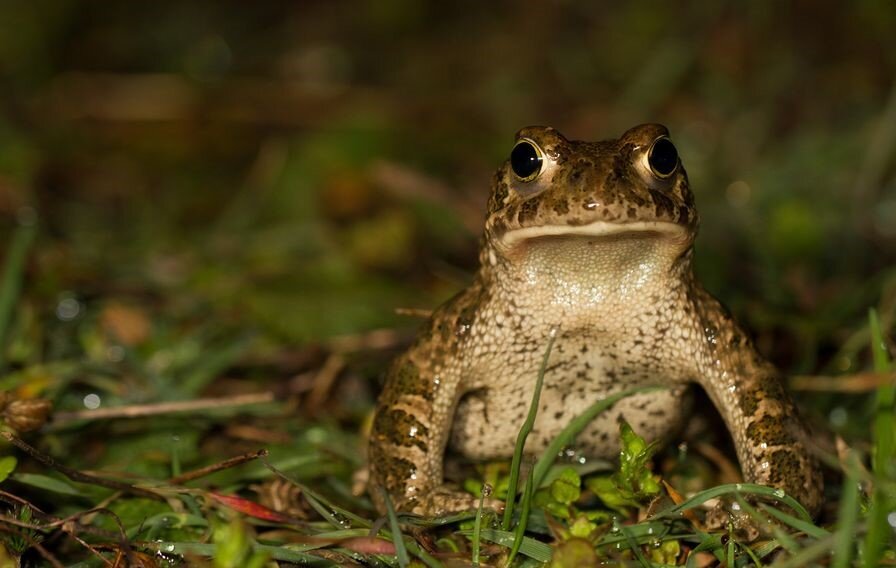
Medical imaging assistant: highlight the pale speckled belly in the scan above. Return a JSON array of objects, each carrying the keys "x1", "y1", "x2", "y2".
[{"x1": 448, "y1": 334, "x2": 692, "y2": 460}]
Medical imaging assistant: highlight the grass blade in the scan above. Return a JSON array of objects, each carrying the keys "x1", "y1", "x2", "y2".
[
  {"x1": 685, "y1": 531, "x2": 722, "y2": 567},
  {"x1": 651, "y1": 483, "x2": 812, "y2": 522},
  {"x1": 531, "y1": 385, "x2": 662, "y2": 491},
  {"x1": 739, "y1": 538, "x2": 765, "y2": 567},
  {"x1": 458, "y1": 528, "x2": 553, "y2": 562},
  {"x1": 757, "y1": 503, "x2": 829, "y2": 539},
  {"x1": 620, "y1": 524, "x2": 650, "y2": 568},
  {"x1": 471, "y1": 484, "x2": 488, "y2": 566},
  {"x1": 832, "y1": 451, "x2": 862, "y2": 568},
  {"x1": 769, "y1": 533, "x2": 838, "y2": 568},
  {"x1": 750, "y1": 539, "x2": 783, "y2": 560},
  {"x1": 502, "y1": 330, "x2": 557, "y2": 530},
  {"x1": 595, "y1": 521, "x2": 676, "y2": 549},
  {"x1": 725, "y1": 525, "x2": 735, "y2": 568},
  {"x1": 863, "y1": 308, "x2": 895, "y2": 568},
  {"x1": 768, "y1": 524, "x2": 800, "y2": 555},
  {"x1": 379, "y1": 486, "x2": 410, "y2": 568},
  {"x1": 135, "y1": 541, "x2": 328, "y2": 564},
  {"x1": 261, "y1": 458, "x2": 371, "y2": 528},
  {"x1": 731, "y1": 496, "x2": 791, "y2": 562},
  {"x1": 506, "y1": 468, "x2": 534, "y2": 567},
  {"x1": 0, "y1": 214, "x2": 37, "y2": 367},
  {"x1": 11, "y1": 472, "x2": 81, "y2": 497}
]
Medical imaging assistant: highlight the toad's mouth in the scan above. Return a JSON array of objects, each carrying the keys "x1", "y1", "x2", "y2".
[{"x1": 498, "y1": 220, "x2": 689, "y2": 250}]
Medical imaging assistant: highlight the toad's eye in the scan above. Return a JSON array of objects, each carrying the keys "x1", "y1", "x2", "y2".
[
  {"x1": 647, "y1": 137, "x2": 678, "y2": 178},
  {"x1": 510, "y1": 139, "x2": 543, "y2": 181}
]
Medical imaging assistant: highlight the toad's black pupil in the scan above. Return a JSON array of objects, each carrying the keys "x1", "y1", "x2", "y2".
[
  {"x1": 648, "y1": 138, "x2": 678, "y2": 176},
  {"x1": 510, "y1": 141, "x2": 542, "y2": 180}
]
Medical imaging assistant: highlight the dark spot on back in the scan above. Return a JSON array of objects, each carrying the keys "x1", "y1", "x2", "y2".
[
  {"x1": 517, "y1": 199, "x2": 540, "y2": 224},
  {"x1": 552, "y1": 198, "x2": 569, "y2": 215},
  {"x1": 746, "y1": 415, "x2": 789, "y2": 446},
  {"x1": 372, "y1": 409, "x2": 430, "y2": 452},
  {"x1": 388, "y1": 360, "x2": 432, "y2": 401}
]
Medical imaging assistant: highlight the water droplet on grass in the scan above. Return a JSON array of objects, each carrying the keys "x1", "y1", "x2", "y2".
[
  {"x1": 828, "y1": 407, "x2": 848, "y2": 428},
  {"x1": 56, "y1": 296, "x2": 81, "y2": 321}
]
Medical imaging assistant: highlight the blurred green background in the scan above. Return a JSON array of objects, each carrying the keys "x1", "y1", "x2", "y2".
[{"x1": 1, "y1": 1, "x2": 895, "y2": 447}]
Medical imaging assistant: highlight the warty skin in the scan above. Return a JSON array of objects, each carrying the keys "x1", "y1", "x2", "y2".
[{"x1": 368, "y1": 124, "x2": 823, "y2": 518}]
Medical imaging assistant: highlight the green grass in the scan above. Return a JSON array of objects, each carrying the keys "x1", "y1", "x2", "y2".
[
  {"x1": 381, "y1": 487, "x2": 411, "y2": 568},
  {"x1": 471, "y1": 484, "x2": 487, "y2": 566},
  {"x1": 502, "y1": 330, "x2": 557, "y2": 531},
  {"x1": 0, "y1": 233, "x2": 894, "y2": 566},
  {"x1": 0, "y1": 4, "x2": 895, "y2": 564},
  {"x1": 863, "y1": 309, "x2": 895, "y2": 567},
  {"x1": 832, "y1": 451, "x2": 861, "y2": 568},
  {"x1": 0, "y1": 215, "x2": 35, "y2": 368}
]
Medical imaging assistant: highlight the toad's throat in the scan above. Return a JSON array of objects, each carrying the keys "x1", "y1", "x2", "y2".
[{"x1": 499, "y1": 220, "x2": 689, "y2": 250}]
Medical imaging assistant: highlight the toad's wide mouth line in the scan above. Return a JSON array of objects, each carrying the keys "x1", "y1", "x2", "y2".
[{"x1": 499, "y1": 220, "x2": 688, "y2": 249}]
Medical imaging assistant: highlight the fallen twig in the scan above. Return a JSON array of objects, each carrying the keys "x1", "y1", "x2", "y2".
[
  {"x1": 789, "y1": 372, "x2": 896, "y2": 392},
  {"x1": 1, "y1": 431, "x2": 159, "y2": 499},
  {"x1": 394, "y1": 307, "x2": 433, "y2": 319},
  {"x1": 50, "y1": 392, "x2": 276, "y2": 425},
  {"x1": 168, "y1": 449, "x2": 268, "y2": 485},
  {"x1": 305, "y1": 354, "x2": 345, "y2": 412}
]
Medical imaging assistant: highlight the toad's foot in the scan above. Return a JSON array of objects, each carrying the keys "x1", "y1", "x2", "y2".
[
  {"x1": 406, "y1": 486, "x2": 504, "y2": 518},
  {"x1": 705, "y1": 501, "x2": 761, "y2": 542}
]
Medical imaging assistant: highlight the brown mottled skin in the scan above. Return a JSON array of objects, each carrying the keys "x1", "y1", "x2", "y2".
[{"x1": 369, "y1": 124, "x2": 823, "y2": 517}]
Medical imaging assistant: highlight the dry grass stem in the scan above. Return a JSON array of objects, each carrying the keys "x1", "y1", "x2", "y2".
[{"x1": 51, "y1": 392, "x2": 276, "y2": 424}]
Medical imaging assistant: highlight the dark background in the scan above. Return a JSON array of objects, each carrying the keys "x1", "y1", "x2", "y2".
[{"x1": 1, "y1": 0, "x2": 894, "y2": 472}]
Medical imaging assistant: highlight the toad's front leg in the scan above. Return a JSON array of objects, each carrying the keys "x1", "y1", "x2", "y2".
[
  {"x1": 368, "y1": 353, "x2": 484, "y2": 516},
  {"x1": 692, "y1": 292, "x2": 823, "y2": 517},
  {"x1": 702, "y1": 362, "x2": 823, "y2": 516}
]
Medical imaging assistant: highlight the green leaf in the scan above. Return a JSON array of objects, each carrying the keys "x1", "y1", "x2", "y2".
[
  {"x1": 529, "y1": 466, "x2": 584, "y2": 523},
  {"x1": 582, "y1": 420, "x2": 660, "y2": 513},
  {"x1": 585, "y1": 475, "x2": 638, "y2": 513},
  {"x1": 533, "y1": 488, "x2": 571, "y2": 519},
  {"x1": 549, "y1": 467, "x2": 581, "y2": 505},
  {"x1": 457, "y1": 528, "x2": 552, "y2": 562},
  {"x1": 617, "y1": 419, "x2": 660, "y2": 498},
  {"x1": 649, "y1": 539, "x2": 680, "y2": 564},
  {"x1": 11, "y1": 472, "x2": 82, "y2": 496},
  {"x1": 567, "y1": 515, "x2": 597, "y2": 539},
  {"x1": 134, "y1": 512, "x2": 209, "y2": 541},
  {"x1": 0, "y1": 456, "x2": 17, "y2": 482},
  {"x1": 549, "y1": 538, "x2": 598, "y2": 567},
  {"x1": 211, "y1": 517, "x2": 269, "y2": 568}
]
